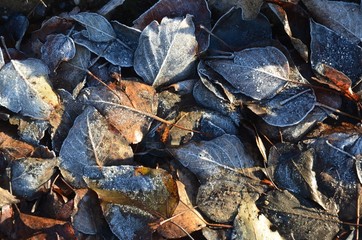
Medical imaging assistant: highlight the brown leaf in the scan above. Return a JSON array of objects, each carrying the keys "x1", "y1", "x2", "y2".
[
  {"x1": 0, "y1": 187, "x2": 19, "y2": 207},
  {"x1": 16, "y1": 212, "x2": 76, "y2": 239},
  {"x1": 157, "y1": 181, "x2": 206, "y2": 238},
  {"x1": 314, "y1": 63, "x2": 360, "y2": 102},
  {"x1": 0, "y1": 131, "x2": 35, "y2": 160},
  {"x1": 81, "y1": 80, "x2": 158, "y2": 144}
]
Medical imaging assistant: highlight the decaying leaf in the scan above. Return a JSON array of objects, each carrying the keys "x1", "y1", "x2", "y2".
[
  {"x1": 10, "y1": 157, "x2": 57, "y2": 199},
  {"x1": 0, "y1": 59, "x2": 59, "y2": 119},
  {"x1": 0, "y1": 131, "x2": 36, "y2": 160},
  {"x1": 0, "y1": 187, "x2": 19, "y2": 208},
  {"x1": 80, "y1": 80, "x2": 158, "y2": 144},
  {"x1": 84, "y1": 165, "x2": 179, "y2": 218},
  {"x1": 157, "y1": 181, "x2": 206, "y2": 238},
  {"x1": 257, "y1": 190, "x2": 340, "y2": 240},
  {"x1": 59, "y1": 106, "x2": 133, "y2": 188},
  {"x1": 233, "y1": 192, "x2": 284, "y2": 240},
  {"x1": 134, "y1": 15, "x2": 198, "y2": 88}
]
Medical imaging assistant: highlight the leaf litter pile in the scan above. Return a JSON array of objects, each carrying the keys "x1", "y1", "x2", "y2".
[{"x1": 0, "y1": 0, "x2": 362, "y2": 239}]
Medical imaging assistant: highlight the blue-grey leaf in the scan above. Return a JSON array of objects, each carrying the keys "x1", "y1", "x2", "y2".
[
  {"x1": 134, "y1": 15, "x2": 198, "y2": 88},
  {"x1": 206, "y1": 47, "x2": 289, "y2": 100},
  {"x1": 71, "y1": 12, "x2": 116, "y2": 42}
]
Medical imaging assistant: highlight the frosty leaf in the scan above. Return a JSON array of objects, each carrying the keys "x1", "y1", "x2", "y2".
[
  {"x1": 11, "y1": 157, "x2": 57, "y2": 199},
  {"x1": 171, "y1": 134, "x2": 254, "y2": 183},
  {"x1": 134, "y1": 15, "x2": 198, "y2": 88},
  {"x1": 9, "y1": 116, "x2": 49, "y2": 144},
  {"x1": 257, "y1": 190, "x2": 340, "y2": 240},
  {"x1": 71, "y1": 12, "x2": 116, "y2": 42},
  {"x1": 257, "y1": 86, "x2": 316, "y2": 127},
  {"x1": 103, "y1": 203, "x2": 156, "y2": 239},
  {"x1": 209, "y1": 8, "x2": 272, "y2": 52},
  {"x1": 52, "y1": 45, "x2": 90, "y2": 93},
  {"x1": 0, "y1": 59, "x2": 59, "y2": 119},
  {"x1": 72, "y1": 189, "x2": 112, "y2": 236},
  {"x1": 269, "y1": 144, "x2": 326, "y2": 209},
  {"x1": 41, "y1": 34, "x2": 76, "y2": 72},
  {"x1": 305, "y1": 132, "x2": 362, "y2": 220},
  {"x1": 83, "y1": 165, "x2": 179, "y2": 217},
  {"x1": 303, "y1": 0, "x2": 362, "y2": 43},
  {"x1": 133, "y1": 0, "x2": 211, "y2": 52},
  {"x1": 310, "y1": 20, "x2": 362, "y2": 84},
  {"x1": 59, "y1": 106, "x2": 133, "y2": 188},
  {"x1": 80, "y1": 80, "x2": 158, "y2": 144},
  {"x1": 51, "y1": 89, "x2": 84, "y2": 153},
  {"x1": 0, "y1": 187, "x2": 19, "y2": 207},
  {"x1": 72, "y1": 21, "x2": 140, "y2": 67},
  {"x1": 206, "y1": 47, "x2": 289, "y2": 100}
]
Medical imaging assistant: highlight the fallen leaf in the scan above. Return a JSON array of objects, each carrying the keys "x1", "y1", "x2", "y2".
[
  {"x1": 10, "y1": 157, "x2": 57, "y2": 199},
  {"x1": 80, "y1": 80, "x2": 158, "y2": 144},
  {"x1": 0, "y1": 131, "x2": 36, "y2": 160},
  {"x1": 269, "y1": 143, "x2": 327, "y2": 209},
  {"x1": 208, "y1": 8, "x2": 272, "y2": 52},
  {"x1": 41, "y1": 34, "x2": 76, "y2": 72},
  {"x1": 314, "y1": 63, "x2": 360, "y2": 102},
  {"x1": 102, "y1": 203, "x2": 156, "y2": 239},
  {"x1": 0, "y1": 58, "x2": 59, "y2": 119},
  {"x1": 302, "y1": 0, "x2": 362, "y2": 43},
  {"x1": 71, "y1": 12, "x2": 116, "y2": 42},
  {"x1": 0, "y1": 187, "x2": 19, "y2": 207},
  {"x1": 72, "y1": 189, "x2": 113, "y2": 237},
  {"x1": 72, "y1": 21, "x2": 140, "y2": 67},
  {"x1": 171, "y1": 134, "x2": 255, "y2": 183},
  {"x1": 310, "y1": 20, "x2": 362, "y2": 84},
  {"x1": 133, "y1": 0, "x2": 211, "y2": 52},
  {"x1": 84, "y1": 165, "x2": 179, "y2": 217},
  {"x1": 9, "y1": 115, "x2": 49, "y2": 144},
  {"x1": 59, "y1": 106, "x2": 133, "y2": 188},
  {"x1": 51, "y1": 45, "x2": 90, "y2": 93},
  {"x1": 134, "y1": 15, "x2": 198, "y2": 88},
  {"x1": 257, "y1": 190, "x2": 340, "y2": 239},
  {"x1": 256, "y1": 86, "x2": 316, "y2": 127},
  {"x1": 157, "y1": 181, "x2": 206, "y2": 238},
  {"x1": 206, "y1": 46, "x2": 289, "y2": 100},
  {"x1": 233, "y1": 192, "x2": 284, "y2": 240}
]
